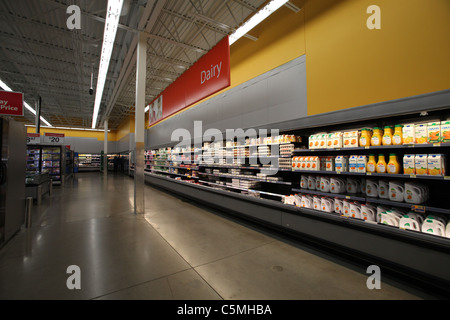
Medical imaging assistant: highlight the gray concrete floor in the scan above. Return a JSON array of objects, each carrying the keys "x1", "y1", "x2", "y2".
[{"x1": 0, "y1": 172, "x2": 437, "y2": 300}]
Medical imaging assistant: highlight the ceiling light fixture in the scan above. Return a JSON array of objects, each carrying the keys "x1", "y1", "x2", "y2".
[
  {"x1": 229, "y1": 0, "x2": 289, "y2": 45},
  {"x1": 0, "y1": 79, "x2": 52, "y2": 127},
  {"x1": 91, "y1": 0, "x2": 124, "y2": 129}
]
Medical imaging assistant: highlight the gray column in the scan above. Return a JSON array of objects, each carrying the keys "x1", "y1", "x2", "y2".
[
  {"x1": 104, "y1": 119, "x2": 108, "y2": 177},
  {"x1": 134, "y1": 32, "x2": 146, "y2": 214}
]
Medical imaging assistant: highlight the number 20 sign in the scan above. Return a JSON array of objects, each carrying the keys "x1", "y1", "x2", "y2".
[{"x1": 43, "y1": 133, "x2": 65, "y2": 145}]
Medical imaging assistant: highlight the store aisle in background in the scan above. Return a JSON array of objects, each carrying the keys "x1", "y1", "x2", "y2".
[{"x1": 0, "y1": 173, "x2": 437, "y2": 300}]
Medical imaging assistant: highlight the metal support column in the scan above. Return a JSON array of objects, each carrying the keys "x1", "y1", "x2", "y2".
[
  {"x1": 104, "y1": 119, "x2": 108, "y2": 177},
  {"x1": 134, "y1": 32, "x2": 146, "y2": 214}
]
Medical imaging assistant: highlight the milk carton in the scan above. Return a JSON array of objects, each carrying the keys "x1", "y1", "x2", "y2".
[
  {"x1": 427, "y1": 122, "x2": 441, "y2": 143},
  {"x1": 325, "y1": 156, "x2": 335, "y2": 171},
  {"x1": 309, "y1": 135, "x2": 316, "y2": 149},
  {"x1": 311, "y1": 156, "x2": 320, "y2": 171},
  {"x1": 318, "y1": 134, "x2": 327, "y2": 149},
  {"x1": 440, "y1": 120, "x2": 450, "y2": 143},
  {"x1": 415, "y1": 154, "x2": 428, "y2": 175},
  {"x1": 357, "y1": 155, "x2": 367, "y2": 173},
  {"x1": 343, "y1": 131, "x2": 359, "y2": 148},
  {"x1": 428, "y1": 154, "x2": 445, "y2": 176},
  {"x1": 332, "y1": 132, "x2": 343, "y2": 148},
  {"x1": 415, "y1": 124, "x2": 428, "y2": 144},
  {"x1": 403, "y1": 154, "x2": 415, "y2": 175},
  {"x1": 349, "y1": 155, "x2": 358, "y2": 172},
  {"x1": 335, "y1": 156, "x2": 348, "y2": 173},
  {"x1": 326, "y1": 133, "x2": 335, "y2": 148},
  {"x1": 402, "y1": 124, "x2": 415, "y2": 144}
]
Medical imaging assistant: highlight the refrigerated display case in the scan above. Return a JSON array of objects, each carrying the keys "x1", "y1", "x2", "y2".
[
  {"x1": 26, "y1": 145, "x2": 72, "y2": 185},
  {"x1": 1, "y1": 118, "x2": 26, "y2": 247},
  {"x1": 78, "y1": 154, "x2": 101, "y2": 171},
  {"x1": 74, "y1": 152, "x2": 79, "y2": 173},
  {"x1": 144, "y1": 107, "x2": 450, "y2": 295}
]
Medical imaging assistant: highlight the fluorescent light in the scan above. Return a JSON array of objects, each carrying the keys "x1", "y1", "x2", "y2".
[
  {"x1": 92, "y1": 0, "x2": 124, "y2": 128},
  {"x1": 145, "y1": 105, "x2": 149, "y2": 112},
  {"x1": 229, "y1": 0, "x2": 289, "y2": 45},
  {"x1": 0, "y1": 79, "x2": 52, "y2": 127}
]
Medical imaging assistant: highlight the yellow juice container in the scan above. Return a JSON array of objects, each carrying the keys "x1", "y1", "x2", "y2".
[
  {"x1": 393, "y1": 125, "x2": 403, "y2": 145},
  {"x1": 359, "y1": 128, "x2": 371, "y2": 147},
  {"x1": 366, "y1": 154, "x2": 377, "y2": 173},
  {"x1": 382, "y1": 126, "x2": 393, "y2": 145},
  {"x1": 387, "y1": 153, "x2": 401, "y2": 174},
  {"x1": 376, "y1": 154, "x2": 387, "y2": 173},
  {"x1": 371, "y1": 127, "x2": 383, "y2": 146}
]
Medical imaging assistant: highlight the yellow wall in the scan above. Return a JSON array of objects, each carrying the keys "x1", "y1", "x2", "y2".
[
  {"x1": 151, "y1": 0, "x2": 449, "y2": 126},
  {"x1": 305, "y1": 0, "x2": 450, "y2": 115},
  {"x1": 27, "y1": 126, "x2": 117, "y2": 141}
]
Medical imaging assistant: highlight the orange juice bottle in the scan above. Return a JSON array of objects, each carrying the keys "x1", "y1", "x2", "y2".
[
  {"x1": 382, "y1": 126, "x2": 393, "y2": 145},
  {"x1": 376, "y1": 153, "x2": 387, "y2": 173},
  {"x1": 371, "y1": 127, "x2": 383, "y2": 146},
  {"x1": 359, "y1": 128, "x2": 371, "y2": 147},
  {"x1": 387, "y1": 153, "x2": 401, "y2": 174},
  {"x1": 392, "y1": 125, "x2": 403, "y2": 145},
  {"x1": 367, "y1": 154, "x2": 377, "y2": 173}
]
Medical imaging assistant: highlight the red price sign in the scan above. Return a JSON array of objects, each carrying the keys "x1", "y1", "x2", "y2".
[{"x1": 0, "y1": 91, "x2": 24, "y2": 116}]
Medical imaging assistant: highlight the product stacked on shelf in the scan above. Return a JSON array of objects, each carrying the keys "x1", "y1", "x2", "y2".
[
  {"x1": 41, "y1": 147, "x2": 61, "y2": 182},
  {"x1": 26, "y1": 147, "x2": 41, "y2": 174},
  {"x1": 285, "y1": 118, "x2": 450, "y2": 240},
  {"x1": 78, "y1": 154, "x2": 101, "y2": 170}
]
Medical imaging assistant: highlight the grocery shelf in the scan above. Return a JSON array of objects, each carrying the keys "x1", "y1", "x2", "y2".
[
  {"x1": 198, "y1": 172, "x2": 291, "y2": 185},
  {"x1": 294, "y1": 143, "x2": 450, "y2": 153},
  {"x1": 365, "y1": 198, "x2": 450, "y2": 215},
  {"x1": 291, "y1": 188, "x2": 366, "y2": 202}
]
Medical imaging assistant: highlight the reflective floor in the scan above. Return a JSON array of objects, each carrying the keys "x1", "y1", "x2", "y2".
[{"x1": 0, "y1": 173, "x2": 439, "y2": 300}]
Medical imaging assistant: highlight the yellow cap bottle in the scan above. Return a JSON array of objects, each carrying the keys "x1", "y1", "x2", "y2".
[{"x1": 376, "y1": 153, "x2": 387, "y2": 173}]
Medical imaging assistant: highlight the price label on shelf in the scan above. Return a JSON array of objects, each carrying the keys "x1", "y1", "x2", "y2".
[
  {"x1": 444, "y1": 176, "x2": 450, "y2": 180},
  {"x1": 409, "y1": 174, "x2": 417, "y2": 178},
  {"x1": 411, "y1": 205, "x2": 426, "y2": 214},
  {"x1": 43, "y1": 133, "x2": 65, "y2": 145},
  {"x1": 26, "y1": 133, "x2": 41, "y2": 145}
]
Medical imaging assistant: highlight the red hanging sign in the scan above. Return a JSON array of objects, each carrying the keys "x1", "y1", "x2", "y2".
[
  {"x1": 148, "y1": 36, "x2": 231, "y2": 126},
  {"x1": 0, "y1": 91, "x2": 24, "y2": 116}
]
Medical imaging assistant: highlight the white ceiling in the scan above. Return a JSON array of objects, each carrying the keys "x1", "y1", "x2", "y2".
[{"x1": 0, "y1": 0, "x2": 274, "y2": 129}]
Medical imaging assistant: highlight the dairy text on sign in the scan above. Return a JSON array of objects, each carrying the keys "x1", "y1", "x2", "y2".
[{"x1": 201, "y1": 62, "x2": 222, "y2": 84}]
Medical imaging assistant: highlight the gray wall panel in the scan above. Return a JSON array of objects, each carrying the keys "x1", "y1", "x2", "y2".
[
  {"x1": 64, "y1": 137, "x2": 117, "y2": 154},
  {"x1": 147, "y1": 55, "x2": 308, "y2": 149}
]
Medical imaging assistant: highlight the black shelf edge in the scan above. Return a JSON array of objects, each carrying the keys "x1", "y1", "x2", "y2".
[{"x1": 291, "y1": 188, "x2": 367, "y2": 202}]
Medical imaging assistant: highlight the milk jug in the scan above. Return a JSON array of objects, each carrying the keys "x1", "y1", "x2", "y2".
[
  {"x1": 365, "y1": 179, "x2": 378, "y2": 198},
  {"x1": 360, "y1": 203, "x2": 376, "y2": 222},
  {"x1": 389, "y1": 181, "x2": 404, "y2": 202}
]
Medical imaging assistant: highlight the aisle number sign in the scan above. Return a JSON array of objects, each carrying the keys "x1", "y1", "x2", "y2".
[
  {"x1": 26, "y1": 133, "x2": 41, "y2": 145},
  {"x1": 0, "y1": 90, "x2": 24, "y2": 116},
  {"x1": 43, "y1": 133, "x2": 65, "y2": 145}
]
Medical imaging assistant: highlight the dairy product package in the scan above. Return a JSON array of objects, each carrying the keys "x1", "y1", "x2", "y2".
[
  {"x1": 349, "y1": 155, "x2": 358, "y2": 172},
  {"x1": 428, "y1": 154, "x2": 446, "y2": 176},
  {"x1": 343, "y1": 131, "x2": 359, "y2": 148},
  {"x1": 357, "y1": 155, "x2": 367, "y2": 173},
  {"x1": 403, "y1": 154, "x2": 415, "y2": 175},
  {"x1": 415, "y1": 154, "x2": 428, "y2": 175},
  {"x1": 335, "y1": 155, "x2": 348, "y2": 173},
  {"x1": 415, "y1": 124, "x2": 428, "y2": 144},
  {"x1": 440, "y1": 120, "x2": 450, "y2": 143},
  {"x1": 402, "y1": 124, "x2": 415, "y2": 144},
  {"x1": 427, "y1": 122, "x2": 441, "y2": 143}
]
